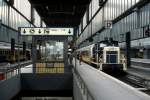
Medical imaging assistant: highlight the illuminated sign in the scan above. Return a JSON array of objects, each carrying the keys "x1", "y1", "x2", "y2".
[{"x1": 20, "y1": 28, "x2": 73, "y2": 36}]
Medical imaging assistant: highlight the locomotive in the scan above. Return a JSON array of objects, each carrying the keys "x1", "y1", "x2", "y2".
[{"x1": 77, "y1": 38, "x2": 127, "y2": 71}]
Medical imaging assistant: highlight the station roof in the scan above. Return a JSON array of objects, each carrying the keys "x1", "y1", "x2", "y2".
[{"x1": 29, "y1": 0, "x2": 91, "y2": 27}]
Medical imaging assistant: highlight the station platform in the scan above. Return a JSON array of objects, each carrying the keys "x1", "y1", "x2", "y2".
[
  {"x1": 131, "y1": 58, "x2": 150, "y2": 64},
  {"x1": 127, "y1": 58, "x2": 150, "y2": 80},
  {"x1": 0, "y1": 58, "x2": 150, "y2": 100},
  {"x1": 131, "y1": 58, "x2": 150, "y2": 69},
  {"x1": 73, "y1": 59, "x2": 150, "y2": 100},
  {"x1": 0, "y1": 0, "x2": 150, "y2": 99}
]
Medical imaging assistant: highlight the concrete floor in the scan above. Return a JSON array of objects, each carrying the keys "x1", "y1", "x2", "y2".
[{"x1": 22, "y1": 97, "x2": 72, "y2": 100}]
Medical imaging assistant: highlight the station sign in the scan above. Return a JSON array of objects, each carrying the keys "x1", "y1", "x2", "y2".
[{"x1": 20, "y1": 27, "x2": 73, "y2": 36}]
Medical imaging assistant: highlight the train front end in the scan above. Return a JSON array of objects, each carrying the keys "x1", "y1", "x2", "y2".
[{"x1": 99, "y1": 46, "x2": 126, "y2": 71}]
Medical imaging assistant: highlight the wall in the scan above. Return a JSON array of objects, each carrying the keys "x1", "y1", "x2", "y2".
[
  {"x1": 21, "y1": 73, "x2": 73, "y2": 91},
  {"x1": 0, "y1": 75, "x2": 21, "y2": 100},
  {"x1": 0, "y1": 73, "x2": 73, "y2": 99}
]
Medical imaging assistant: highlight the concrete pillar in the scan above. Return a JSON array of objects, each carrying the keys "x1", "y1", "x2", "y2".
[
  {"x1": 32, "y1": 36, "x2": 37, "y2": 73},
  {"x1": 11, "y1": 38, "x2": 15, "y2": 63},
  {"x1": 126, "y1": 32, "x2": 131, "y2": 67},
  {"x1": 64, "y1": 37, "x2": 68, "y2": 73},
  {"x1": 31, "y1": 4, "x2": 34, "y2": 24},
  {"x1": 23, "y1": 42, "x2": 26, "y2": 55},
  {"x1": 144, "y1": 49, "x2": 150, "y2": 59}
]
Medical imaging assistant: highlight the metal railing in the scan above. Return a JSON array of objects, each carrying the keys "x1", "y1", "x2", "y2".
[
  {"x1": 73, "y1": 69, "x2": 95, "y2": 100},
  {"x1": 0, "y1": 60, "x2": 32, "y2": 81},
  {"x1": 0, "y1": 60, "x2": 72, "y2": 81}
]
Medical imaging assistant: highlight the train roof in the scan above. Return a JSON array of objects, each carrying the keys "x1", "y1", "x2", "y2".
[
  {"x1": 77, "y1": 44, "x2": 95, "y2": 51},
  {"x1": 77, "y1": 38, "x2": 119, "y2": 52},
  {"x1": 97, "y1": 39, "x2": 118, "y2": 46}
]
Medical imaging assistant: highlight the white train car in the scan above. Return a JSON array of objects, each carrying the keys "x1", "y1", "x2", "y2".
[
  {"x1": 77, "y1": 44, "x2": 95, "y2": 63},
  {"x1": 77, "y1": 39, "x2": 127, "y2": 71}
]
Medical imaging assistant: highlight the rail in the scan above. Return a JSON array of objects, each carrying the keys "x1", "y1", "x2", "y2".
[
  {"x1": 73, "y1": 68, "x2": 94, "y2": 100},
  {"x1": 125, "y1": 72, "x2": 150, "y2": 90},
  {"x1": 0, "y1": 60, "x2": 32, "y2": 81},
  {"x1": 128, "y1": 58, "x2": 150, "y2": 90},
  {"x1": 131, "y1": 58, "x2": 150, "y2": 68},
  {"x1": 0, "y1": 64, "x2": 72, "y2": 81}
]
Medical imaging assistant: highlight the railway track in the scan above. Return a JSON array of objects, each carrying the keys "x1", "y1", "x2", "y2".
[{"x1": 114, "y1": 72, "x2": 150, "y2": 95}]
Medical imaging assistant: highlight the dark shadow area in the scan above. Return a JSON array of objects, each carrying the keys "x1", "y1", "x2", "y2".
[{"x1": 12, "y1": 90, "x2": 73, "y2": 100}]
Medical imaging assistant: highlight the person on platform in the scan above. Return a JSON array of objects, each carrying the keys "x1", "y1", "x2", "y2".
[
  {"x1": 79, "y1": 53, "x2": 82, "y2": 65},
  {"x1": 69, "y1": 53, "x2": 73, "y2": 64}
]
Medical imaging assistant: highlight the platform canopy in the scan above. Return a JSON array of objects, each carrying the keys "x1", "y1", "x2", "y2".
[{"x1": 29, "y1": 0, "x2": 91, "y2": 27}]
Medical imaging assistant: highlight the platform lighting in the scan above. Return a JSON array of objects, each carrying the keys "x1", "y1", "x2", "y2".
[{"x1": 46, "y1": 6, "x2": 49, "y2": 10}]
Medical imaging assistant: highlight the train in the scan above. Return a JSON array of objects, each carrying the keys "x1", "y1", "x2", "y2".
[
  {"x1": 0, "y1": 43, "x2": 31, "y2": 63},
  {"x1": 77, "y1": 38, "x2": 127, "y2": 71}
]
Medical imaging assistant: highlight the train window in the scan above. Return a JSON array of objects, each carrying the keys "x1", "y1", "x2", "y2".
[
  {"x1": 106, "y1": 51, "x2": 118, "y2": 63},
  {"x1": 106, "y1": 51, "x2": 118, "y2": 54}
]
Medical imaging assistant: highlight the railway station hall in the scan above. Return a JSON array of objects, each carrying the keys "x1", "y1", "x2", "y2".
[{"x1": 0, "y1": 0, "x2": 150, "y2": 100}]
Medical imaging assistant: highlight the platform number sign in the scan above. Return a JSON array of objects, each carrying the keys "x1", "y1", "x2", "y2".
[{"x1": 105, "y1": 20, "x2": 112, "y2": 29}]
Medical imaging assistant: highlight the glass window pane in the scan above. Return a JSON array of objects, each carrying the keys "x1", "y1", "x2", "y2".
[{"x1": 37, "y1": 41, "x2": 64, "y2": 62}]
